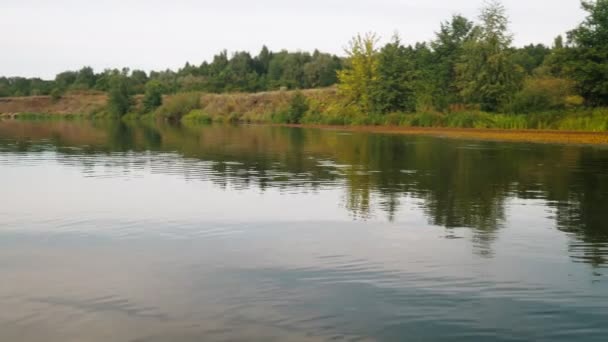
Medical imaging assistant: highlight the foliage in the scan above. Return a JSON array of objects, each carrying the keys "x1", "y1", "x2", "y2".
[
  {"x1": 50, "y1": 88, "x2": 63, "y2": 102},
  {"x1": 511, "y1": 44, "x2": 551, "y2": 74},
  {"x1": 563, "y1": 0, "x2": 608, "y2": 105},
  {"x1": 337, "y1": 33, "x2": 380, "y2": 113},
  {"x1": 456, "y1": 0, "x2": 523, "y2": 111},
  {"x1": 286, "y1": 91, "x2": 309, "y2": 124},
  {"x1": 428, "y1": 15, "x2": 475, "y2": 110},
  {"x1": 107, "y1": 72, "x2": 133, "y2": 117},
  {"x1": 182, "y1": 109, "x2": 213, "y2": 124},
  {"x1": 511, "y1": 77, "x2": 580, "y2": 113},
  {"x1": 142, "y1": 80, "x2": 163, "y2": 113},
  {"x1": 155, "y1": 92, "x2": 201, "y2": 121},
  {"x1": 371, "y1": 35, "x2": 417, "y2": 114}
]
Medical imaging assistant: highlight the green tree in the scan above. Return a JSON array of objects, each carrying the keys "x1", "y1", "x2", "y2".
[
  {"x1": 287, "y1": 91, "x2": 309, "y2": 124},
  {"x1": 564, "y1": 0, "x2": 608, "y2": 105},
  {"x1": 371, "y1": 35, "x2": 417, "y2": 113},
  {"x1": 107, "y1": 72, "x2": 133, "y2": 117},
  {"x1": 338, "y1": 33, "x2": 380, "y2": 113},
  {"x1": 430, "y1": 15, "x2": 474, "y2": 109},
  {"x1": 142, "y1": 80, "x2": 164, "y2": 113},
  {"x1": 130, "y1": 69, "x2": 149, "y2": 93},
  {"x1": 55, "y1": 71, "x2": 78, "y2": 91},
  {"x1": 303, "y1": 50, "x2": 341, "y2": 88},
  {"x1": 512, "y1": 44, "x2": 551, "y2": 74},
  {"x1": 254, "y1": 45, "x2": 272, "y2": 75},
  {"x1": 456, "y1": 0, "x2": 523, "y2": 111},
  {"x1": 73, "y1": 66, "x2": 96, "y2": 90}
]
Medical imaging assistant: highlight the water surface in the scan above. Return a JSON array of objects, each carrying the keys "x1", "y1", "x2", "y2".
[{"x1": 0, "y1": 120, "x2": 607, "y2": 341}]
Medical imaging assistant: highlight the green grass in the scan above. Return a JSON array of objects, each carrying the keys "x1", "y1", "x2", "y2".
[
  {"x1": 181, "y1": 109, "x2": 213, "y2": 124},
  {"x1": 13, "y1": 112, "x2": 87, "y2": 121}
]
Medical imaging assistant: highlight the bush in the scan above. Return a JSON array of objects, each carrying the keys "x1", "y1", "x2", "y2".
[
  {"x1": 271, "y1": 110, "x2": 289, "y2": 124},
  {"x1": 155, "y1": 92, "x2": 201, "y2": 121},
  {"x1": 182, "y1": 109, "x2": 213, "y2": 124},
  {"x1": 50, "y1": 88, "x2": 63, "y2": 102},
  {"x1": 107, "y1": 75, "x2": 133, "y2": 117},
  {"x1": 286, "y1": 91, "x2": 309, "y2": 124},
  {"x1": 511, "y1": 77, "x2": 579, "y2": 113},
  {"x1": 142, "y1": 80, "x2": 164, "y2": 113}
]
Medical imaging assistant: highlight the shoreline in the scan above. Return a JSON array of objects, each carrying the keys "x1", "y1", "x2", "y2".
[
  {"x1": 277, "y1": 124, "x2": 608, "y2": 146},
  {"x1": 2, "y1": 114, "x2": 608, "y2": 146}
]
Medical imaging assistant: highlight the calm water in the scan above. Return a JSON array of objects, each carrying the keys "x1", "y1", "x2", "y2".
[{"x1": 0, "y1": 120, "x2": 607, "y2": 342}]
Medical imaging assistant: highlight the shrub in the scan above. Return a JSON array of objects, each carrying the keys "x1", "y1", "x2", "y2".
[
  {"x1": 271, "y1": 110, "x2": 289, "y2": 123},
  {"x1": 50, "y1": 88, "x2": 63, "y2": 102},
  {"x1": 511, "y1": 77, "x2": 578, "y2": 113},
  {"x1": 107, "y1": 75, "x2": 133, "y2": 117},
  {"x1": 155, "y1": 92, "x2": 201, "y2": 121},
  {"x1": 286, "y1": 91, "x2": 309, "y2": 124},
  {"x1": 142, "y1": 80, "x2": 164, "y2": 113},
  {"x1": 182, "y1": 109, "x2": 213, "y2": 124}
]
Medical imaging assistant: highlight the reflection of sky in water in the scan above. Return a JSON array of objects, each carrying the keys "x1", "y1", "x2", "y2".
[{"x1": 0, "y1": 123, "x2": 608, "y2": 341}]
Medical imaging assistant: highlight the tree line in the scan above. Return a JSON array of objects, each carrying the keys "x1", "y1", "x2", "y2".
[{"x1": 0, "y1": 48, "x2": 342, "y2": 98}]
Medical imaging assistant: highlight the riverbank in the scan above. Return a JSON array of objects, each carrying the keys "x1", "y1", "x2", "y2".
[{"x1": 2, "y1": 90, "x2": 608, "y2": 145}]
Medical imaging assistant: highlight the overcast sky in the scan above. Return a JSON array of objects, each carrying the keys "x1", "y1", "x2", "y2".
[{"x1": 1, "y1": 0, "x2": 586, "y2": 79}]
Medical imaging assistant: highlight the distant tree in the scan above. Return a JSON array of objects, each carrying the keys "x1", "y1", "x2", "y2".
[
  {"x1": 254, "y1": 45, "x2": 272, "y2": 75},
  {"x1": 371, "y1": 35, "x2": 417, "y2": 113},
  {"x1": 11, "y1": 77, "x2": 32, "y2": 96},
  {"x1": 107, "y1": 72, "x2": 133, "y2": 116},
  {"x1": 130, "y1": 69, "x2": 149, "y2": 93},
  {"x1": 554, "y1": 35, "x2": 564, "y2": 49},
  {"x1": 73, "y1": 66, "x2": 96, "y2": 90},
  {"x1": 456, "y1": 0, "x2": 523, "y2": 111},
  {"x1": 142, "y1": 80, "x2": 164, "y2": 112},
  {"x1": 0, "y1": 78, "x2": 9, "y2": 97},
  {"x1": 512, "y1": 44, "x2": 551, "y2": 74},
  {"x1": 338, "y1": 33, "x2": 380, "y2": 113},
  {"x1": 267, "y1": 51, "x2": 287, "y2": 88},
  {"x1": 225, "y1": 51, "x2": 258, "y2": 91},
  {"x1": 303, "y1": 50, "x2": 342, "y2": 88},
  {"x1": 564, "y1": 0, "x2": 608, "y2": 105},
  {"x1": 55, "y1": 71, "x2": 78, "y2": 91},
  {"x1": 278, "y1": 52, "x2": 311, "y2": 89}
]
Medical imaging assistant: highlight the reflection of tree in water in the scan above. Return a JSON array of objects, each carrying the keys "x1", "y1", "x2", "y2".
[
  {"x1": 552, "y1": 150, "x2": 608, "y2": 268},
  {"x1": 1, "y1": 120, "x2": 608, "y2": 265}
]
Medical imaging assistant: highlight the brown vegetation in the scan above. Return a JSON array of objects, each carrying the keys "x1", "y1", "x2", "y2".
[
  {"x1": 288, "y1": 125, "x2": 608, "y2": 145},
  {"x1": 0, "y1": 92, "x2": 106, "y2": 116}
]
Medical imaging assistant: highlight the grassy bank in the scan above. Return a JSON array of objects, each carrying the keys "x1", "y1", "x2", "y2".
[{"x1": 2, "y1": 89, "x2": 608, "y2": 134}]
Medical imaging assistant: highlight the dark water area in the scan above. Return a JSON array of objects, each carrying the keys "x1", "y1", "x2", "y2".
[{"x1": 0, "y1": 120, "x2": 607, "y2": 341}]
